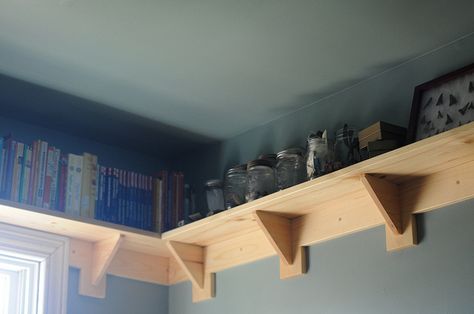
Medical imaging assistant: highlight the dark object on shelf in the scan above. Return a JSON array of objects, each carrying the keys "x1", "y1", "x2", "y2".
[
  {"x1": 188, "y1": 212, "x2": 203, "y2": 222},
  {"x1": 204, "y1": 179, "x2": 225, "y2": 213},
  {"x1": 306, "y1": 130, "x2": 335, "y2": 179},
  {"x1": 334, "y1": 124, "x2": 360, "y2": 169},
  {"x1": 408, "y1": 63, "x2": 474, "y2": 142},
  {"x1": 224, "y1": 164, "x2": 247, "y2": 209},
  {"x1": 367, "y1": 139, "x2": 400, "y2": 158},
  {"x1": 276, "y1": 148, "x2": 306, "y2": 190},
  {"x1": 257, "y1": 153, "x2": 277, "y2": 167},
  {"x1": 246, "y1": 159, "x2": 277, "y2": 202},
  {"x1": 358, "y1": 121, "x2": 406, "y2": 150},
  {"x1": 206, "y1": 209, "x2": 225, "y2": 217}
]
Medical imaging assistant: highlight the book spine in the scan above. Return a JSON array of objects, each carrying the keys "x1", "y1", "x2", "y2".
[
  {"x1": 112, "y1": 168, "x2": 119, "y2": 224},
  {"x1": 35, "y1": 141, "x2": 48, "y2": 207},
  {"x1": 43, "y1": 146, "x2": 55, "y2": 209},
  {"x1": 160, "y1": 171, "x2": 168, "y2": 232},
  {"x1": 106, "y1": 167, "x2": 112, "y2": 222},
  {"x1": 49, "y1": 148, "x2": 60, "y2": 211},
  {"x1": 5, "y1": 138, "x2": 17, "y2": 200},
  {"x1": 125, "y1": 171, "x2": 131, "y2": 226},
  {"x1": 27, "y1": 140, "x2": 39, "y2": 205},
  {"x1": 147, "y1": 176, "x2": 153, "y2": 231},
  {"x1": 90, "y1": 155, "x2": 98, "y2": 219},
  {"x1": 96, "y1": 166, "x2": 106, "y2": 221},
  {"x1": 138, "y1": 174, "x2": 144, "y2": 229},
  {"x1": 20, "y1": 145, "x2": 32, "y2": 204},
  {"x1": 12, "y1": 142, "x2": 24, "y2": 202},
  {"x1": 57, "y1": 154, "x2": 68, "y2": 212},
  {"x1": 80, "y1": 153, "x2": 92, "y2": 218},
  {"x1": 119, "y1": 169, "x2": 124, "y2": 225},
  {"x1": 65, "y1": 154, "x2": 83, "y2": 216},
  {"x1": 0, "y1": 137, "x2": 4, "y2": 194}
]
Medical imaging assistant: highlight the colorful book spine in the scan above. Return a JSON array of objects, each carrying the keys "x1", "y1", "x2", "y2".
[
  {"x1": 56, "y1": 154, "x2": 68, "y2": 212},
  {"x1": 0, "y1": 137, "x2": 4, "y2": 195},
  {"x1": 49, "y1": 148, "x2": 60, "y2": 210},
  {"x1": 4, "y1": 137, "x2": 17, "y2": 200},
  {"x1": 20, "y1": 145, "x2": 33, "y2": 204},
  {"x1": 43, "y1": 146, "x2": 55, "y2": 209},
  {"x1": 11, "y1": 142, "x2": 24, "y2": 202},
  {"x1": 90, "y1": 157, "x2": 98, "y2": 219},
  {"x1": 27, "y1": 141, "x2": 39, "y2": 205},
  {"x1": 35, "y1": 141, "x2": 48, "y2": 207},
  {"x1": 80, "y1": 153, "x2": 94, "y2": 218},
  {"x1": 65, "y1": 154, "x2": 83, "y2": 216}
]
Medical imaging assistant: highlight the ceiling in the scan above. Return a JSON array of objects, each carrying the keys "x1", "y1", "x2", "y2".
[{"x1": 0, "y1": 0, "x2": 474, "y2": 142}]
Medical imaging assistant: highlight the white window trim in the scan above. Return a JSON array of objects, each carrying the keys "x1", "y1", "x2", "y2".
[{"x1": 0, "y1": 223, "x2": 69, "y2": 314}]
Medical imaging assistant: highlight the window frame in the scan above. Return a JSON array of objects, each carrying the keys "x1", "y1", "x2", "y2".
[{"x1": 0, "y1": 223, "x2": 69, "y2": 314}]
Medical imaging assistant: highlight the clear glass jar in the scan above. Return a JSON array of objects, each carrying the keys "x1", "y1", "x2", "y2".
[
  {"x1": 306, "y1": 131, "x2": 335, "y2": 179},
  {"x1": 276, "y1": 148, "x2": 306, "y2": 190},
  {"x1": 258, "y1": 154, "x2": 277, "y2": 167},
  {"x1": 334, "y1": 125, "x2": 360, "y2": 170},
  {"x1": 205, "y1": 179, "x2": 225, "y2": 213},
  {"x1": 224, "y1": 164, "x2": 247, "y2": 209},
  {"x1": 246, "y1": 159, "x2": 276, "y2": 202}
]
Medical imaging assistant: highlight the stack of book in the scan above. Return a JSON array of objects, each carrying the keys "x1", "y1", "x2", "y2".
[
  {"x1": 0, "y1": 134, "x2": 187, "y2": 232},
  {"x1": 153, "y1": 171, "x2": 187, "y2": 233}
]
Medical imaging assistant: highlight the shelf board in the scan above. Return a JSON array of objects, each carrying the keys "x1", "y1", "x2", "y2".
[
  {"x1": 0, "y1": 122, "x2": 473, "y2": 302},
  {"x1": 0, "y1": 199, "x2": 170, "y2": 257},
  {"x1": 163, "y1": 122, "x2": 474, "y2": 247}
]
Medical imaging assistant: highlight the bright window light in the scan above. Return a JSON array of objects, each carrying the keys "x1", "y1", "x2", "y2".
[
  {"x1": 0, "y1": 223, "x2": 69, "y2": 314},
  {"x1": 0, "y1": 273, "x2": 10, "y2": 314}
]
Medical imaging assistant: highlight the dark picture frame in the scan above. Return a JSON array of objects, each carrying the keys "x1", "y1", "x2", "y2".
[{"x1": 407, "y1": 63, "x2": 474, "y2": 143}]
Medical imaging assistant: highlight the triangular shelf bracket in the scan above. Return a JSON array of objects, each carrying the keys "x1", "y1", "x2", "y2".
[
  {"x1": 167, "y1": 241, "x2": 215, "y2": 303},
  {"x1": 254, "y1": 210, "x2": 307, "y2": 279},
  {"x1": 361, "y1": 174, "x2": 417, "y2": 251}
]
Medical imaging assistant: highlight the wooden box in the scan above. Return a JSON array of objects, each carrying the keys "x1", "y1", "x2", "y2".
[{"x1": 358, "y1": 121, "x2": 407, "y2": 150}]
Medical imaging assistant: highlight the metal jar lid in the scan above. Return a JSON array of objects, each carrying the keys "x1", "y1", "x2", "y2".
[
  {"x1": 276, "y1": 147, "x2": 305, "y2": 159},
  {"x1": 226, "y1": 164, "x2": 247, "y2": 175},
  {"x1": 247, "y1": 158, "x2": 274, "y2": 169},
  {"x1": 257, "y1": 153, "x2": 277, "y2": 167},
  {"x1": 205, "y1": 179, "x2": 223, "y2": 188}
]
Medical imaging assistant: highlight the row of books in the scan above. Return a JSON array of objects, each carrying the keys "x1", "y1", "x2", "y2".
[{"x1": 0, "y1": 134, "x2": 189, "y2": 232}]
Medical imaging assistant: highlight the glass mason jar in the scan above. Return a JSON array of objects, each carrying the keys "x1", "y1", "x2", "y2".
[
  {"x1": 246, "y1": 159, "x2": 277, "y2": 202},
  {"x1": 276, "y1": 148, "x2": 306, "y2": 190},
  {"x1": 205, "y1": 179, "x2": 225, "y2": 213},
  {"x1": 306, "y1": 132, "x2": 335, "y2": 179},
  {"x1": 257, "y1": 153, "x2": 277, "y2": 168},
  {"x1": 224, "y1": 164, "x2": 248, "y2": 209},
  {"x1": 334, "y1": 125, "x2": 360, "y2": 170}
]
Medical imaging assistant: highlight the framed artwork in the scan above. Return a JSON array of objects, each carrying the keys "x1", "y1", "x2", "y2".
[{"x1": 407, "y1": 63, "x2": 474, "y2": 142}]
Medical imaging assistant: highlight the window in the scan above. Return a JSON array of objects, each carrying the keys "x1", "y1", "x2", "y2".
[{"x1": 0, "y1": 223, "x2": 69, "y2": 314}]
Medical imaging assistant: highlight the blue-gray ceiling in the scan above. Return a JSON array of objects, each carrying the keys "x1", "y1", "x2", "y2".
[{"x1": 1, "y1": 0, "x2": 474, "y2": 154}]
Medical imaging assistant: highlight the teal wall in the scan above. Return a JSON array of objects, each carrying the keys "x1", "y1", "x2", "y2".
[
  {"x1": 169, "y1": 34, "x2": 474, "y2": 313},
  {"x1": 68, "y1": 269, "x2": 168, "y2": 314},
  {"x1": 173, "y1": 33, "x2": 474, "y2": 210},
  {"x1": 169, "y1": 200, "x2": 474, "y2": 314},
  {"x1": 0, "y1": 116, "x2": 169, "y2": 314}
]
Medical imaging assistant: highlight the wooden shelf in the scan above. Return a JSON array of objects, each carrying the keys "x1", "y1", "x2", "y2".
[{"x1": 1, "y1": 122, "x2": 473, "y2": 302}]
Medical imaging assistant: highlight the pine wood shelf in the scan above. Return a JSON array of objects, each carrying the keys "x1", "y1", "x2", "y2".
[{"x1": 1, "y1": 122, "x2": 473, "y2": 302}]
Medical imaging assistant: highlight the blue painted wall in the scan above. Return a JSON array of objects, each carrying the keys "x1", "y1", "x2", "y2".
[
  {"x1": 169, "y1": 201, "x2": 474, "y2": 314},
  {"x1": 173, "y1": 32, "x2": 474, "y2": 212},
  {"x1": 0, "y1": 116, "x2": 169, "y2": 313},
  {"x1": 68, "y1": 269, "x2": 168, "y2": 314},
  {"x1": 169, "y1": 34, "x2": 474, "y2": 313}
]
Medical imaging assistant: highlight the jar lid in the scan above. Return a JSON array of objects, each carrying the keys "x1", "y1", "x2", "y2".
[
  {"x1": 276, "y1": 147, "x2": 305, "y2": 159},
  {"x1": 257, "y1": 153, "x2": 277, "y2": 166},
  {"x1": 205, "y1": 179, "x2": 223, "y2": 187},
  {"x1": 247, "y1": 158, "x2": 274, "y2": 169},
  {"x1": 227, "y1": 164, "x2": 247, "y2": 175}
]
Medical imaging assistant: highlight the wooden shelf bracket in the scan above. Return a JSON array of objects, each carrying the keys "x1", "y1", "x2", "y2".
[
  {"x1": 254, "y1": 210, "x2": 307, "y2": 279},
  {"x1": 361, "y1": 174, "x2": 417, "y2": 251},
  {"x1": 167, "y1": 241, "x2": 215, "y2": 303},
  {"x1": 91, "y1": 233, "x2": 124, "y2": 286}
]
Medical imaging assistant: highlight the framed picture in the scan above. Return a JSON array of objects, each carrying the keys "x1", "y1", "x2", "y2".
[{"x1": 407, "y1": 63, "x2": 474, "y2": 142}]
